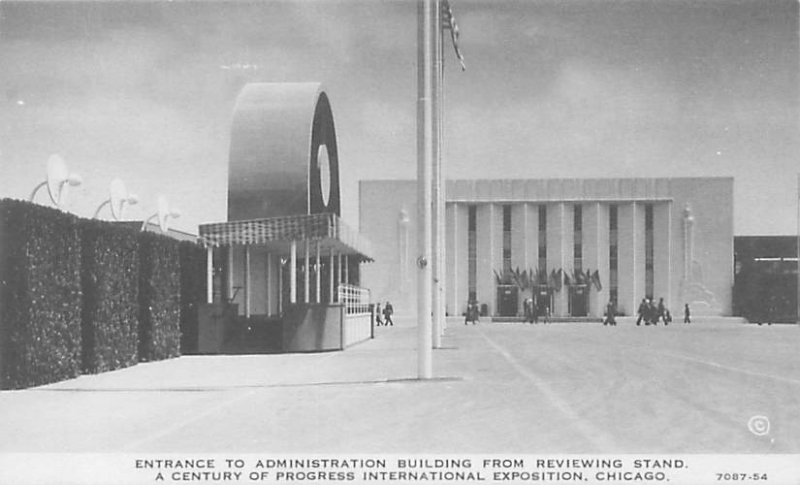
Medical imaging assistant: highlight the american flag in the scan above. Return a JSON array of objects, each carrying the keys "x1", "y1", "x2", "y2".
[{"x1": 442, "y1": 0, "x2": 466, "y2": 71}]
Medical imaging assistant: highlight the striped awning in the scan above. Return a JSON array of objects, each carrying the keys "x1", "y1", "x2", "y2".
[{"x1": 199, "y1": 213, "x2": 373, "y2": 261}]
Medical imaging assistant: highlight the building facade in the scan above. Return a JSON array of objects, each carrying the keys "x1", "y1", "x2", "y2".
[
  {"x1": 360, "y1": 178, "x2": 733, "y2": 319},
  {"x1": 734, "y1": 236, "x2": 798, "y2": 323}
]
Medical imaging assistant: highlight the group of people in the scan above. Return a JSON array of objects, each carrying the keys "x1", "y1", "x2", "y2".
[
  {"x1": 603, "y1": 298, "x2": 691, "y2": 326},
  {"x1": 522, "y1": 297, "x2": 550, "y2": 324},
  {"x1": 375, "y1": 301, "x2": 394, "y2": 326},
  {"x1": 465, "y1": 300, "x2": 480, "y2": 325},
  {"x1": 634, "y1": 298, "x2": 692, "y2": 326}
]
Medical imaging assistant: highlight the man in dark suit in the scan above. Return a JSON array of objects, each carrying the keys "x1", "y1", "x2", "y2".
[
  {"x1": 636, "y1": 298, "x2": 647, "y2": 326},
  {"x1": 383, "y1": 301, "x2": 394, "y2": 326}
]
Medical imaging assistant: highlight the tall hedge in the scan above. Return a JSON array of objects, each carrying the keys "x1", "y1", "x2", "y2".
[
  {"x1": 179, "y1": 241, "x2": 205, "y2": 354},
  {"x1": 138, "y1": 231, "x2": 181, "y2": 362},
  {"x1": 79, "y1": 219, "x2": 139, "y2": 373},
  {"x1": 0, "y1": 199, "x2": 82, "y2": 389}
]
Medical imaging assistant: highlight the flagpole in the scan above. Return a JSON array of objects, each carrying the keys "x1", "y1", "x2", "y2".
[
  {"x1": 438, "y1": 3, "x2": 447, "y2": 337},
  {"x1": 786, "y1": 0, "x2": 798, "y2": 325},
  {"x1": 431, "y1": 0, "x2": 443, "y2": 349},
  {"x1": 417, "y1": 0, "x2": 434, "y2": 378}
]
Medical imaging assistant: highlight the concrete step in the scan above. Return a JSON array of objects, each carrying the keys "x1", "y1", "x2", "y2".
[
  {"x1": 491, "y1": 316, "x2": 601, "y2": 324},
  {"x1": 615, "y1": 316, "x2": 750, "y2": 326},
  {"x1": 488, "y1": 316, "x2": 758, "y2": 326}
]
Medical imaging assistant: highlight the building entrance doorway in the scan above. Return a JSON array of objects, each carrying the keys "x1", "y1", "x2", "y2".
[
  {"x1": 534, "y1": 288, "x2": 551, "y2": 318},
  {"x1": 496, "y1": 285, "x2": 518, "y2": 317},
  {"x1": 569, "y1": 286, "x2": 588, "y2": 317}
]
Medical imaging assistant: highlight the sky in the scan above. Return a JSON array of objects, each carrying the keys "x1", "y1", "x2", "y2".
[{"x1": 0, "y1": 0, "x2": 797, "y2": 235}]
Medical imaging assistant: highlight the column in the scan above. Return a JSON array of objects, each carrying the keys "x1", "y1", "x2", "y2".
[
  {"x1": 244, "y1": 245, "x2": 251, "y2": 317},
  {"x1": 227, "y1": 246, "x2": 235, "y2": 302},
  {"x1": 583, "y1": 202, "x2": 610, "y2": 317},
  {"x1": 290, "y1": 240, "x2": 297, "y2": 304},
  {"x1": 653, "y1": 201, "x2": 672, "y2": 314},
  {"x1": 337, "y1": 253, "x2": 343, "y2": 301},
  {"x1": 511, "y1": 203, "x2": 538, "y2": 273},
  {"x1": 229, "y1": 246, "x2": 245, "y2": 315},
  {"x1": 344, "y1": 255, "x2": 349, "y2": 285},
  {"x1": 304, "y1": 242, "x2": 310, "y2": 303},
  {"x1": 315, "y1": 241, "x2": 321, "y2": 303},
  {"x1": 329, "y1": 248, "x2": 335, "y2": 303},
  {"x1": 476, "y1": 204, "x2": 500, "y2": 315},
  {"x1": 618, "y1": 202, "x2": 645, "y2": 316},
  {"x1": 266, "y1": 252, "x2": 272, "y2": 315},
  {"x1": 206, "y1": 246, "x2": 213, "y2": 304},
  {"x1": 278, "y1": 255, "x2": 283, "y2": 313},
  {"x1": 446, "y1": 203, "x2": 468, "y2": 316},
  {"x1": 547, "y1": 203, "x2": 572, "y2": 316}
]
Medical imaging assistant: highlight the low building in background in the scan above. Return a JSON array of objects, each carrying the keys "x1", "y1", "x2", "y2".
[
  {"x1": 734, "y1": 236, "x2": 798, "y2": 323},
  {"x1": 360, "y1": 177, "x2": 733, "y2": 319}
]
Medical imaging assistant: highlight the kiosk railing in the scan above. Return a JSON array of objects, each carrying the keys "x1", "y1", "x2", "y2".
[
  {"x1": 338, "y1": 284, "x2": 371, "y2": 315},
  {"x1": 337, "y1": 284, "x2": 372, "y2": 347}
]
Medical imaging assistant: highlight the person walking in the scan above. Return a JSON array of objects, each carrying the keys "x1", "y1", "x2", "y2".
[
  {"x1": 465, "y1": 300, "x2": 479, "y2": 325},
  {"x1": 657, "y1": 298, "x2": 666, "y2": 325},
  {"x1": 604, "y1": 299, "x2": 617, "y2": 326},
  {"x1": 524, "y1": 297, "x2": 535, "y2": 324},
  {"x1": 647, "y1": 299, "x2": 658, "y2": 326},
  {"x1": 636, "y1": 298, "x2": 647, "y2": 326},
  {"x1": 375, "y1": 302, "x2": 383, "y2": 326},
  {"x1": 683, "y1": 303, "x2": 691, "y2": 324},
  {"x1": 383, "y1": 301, "x2": 394, "y2": 326}
]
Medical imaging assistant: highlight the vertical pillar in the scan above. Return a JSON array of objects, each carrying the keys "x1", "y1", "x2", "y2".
[
  {"x1": 244, "y1": 245, "x2": 251, "y2": 318},
  {"x1": 344, "y1": 255, "x2": 349, "y2": 285},
  {"x1": 278, "y1": 256, "x2": 284, "y2": 313},
  {"x1": 476, "y1": 204, "x2": 498, "y2": 316},
  {"x1": 329, "y1": 248, "x2": 335, "y2": 303},
  {"x1": 206, "y1": 246, "x2": 213, "y2": 304},
  {"x1": 431, "y1": 0, "x2": 443, "y2": 347},
  {"x1": 527, "y1": 203, "x2": 540, "y2": 275},
  {"x1": 510, "y1": 203, "x2": 528, "y2": 271},
  {"x1": 446, "y1": 203, "x2": 468, "y2": 316},
  {"x1": 304, "y1": 242, "x2": 310, "y2": 303},
  {"x1": 584, "y1": 202, "x2": 610, "y2": 317},
  {"x1": 290, "y1": 240, "x2": 297, "y2": 304},
  {"x1": 266, "y1": 252, "x2": 272, "y2": 315},
  {"x1": 337, "y1": 252, "x2": 343, "y2": 301},
  {"x1": 437, "y1": 1, "x2": 447, "y2": 333},
  {"x1": 446, "y1": 202, "x2": 457, "y2": 316},
  {"x1": 653, "y1": 202, "x2": 672, "y2": 314},
  {"x1": 417, "y1": 0, "x2": 434, "y2": 379},
  {"x1": 618, "y1": 202, "x2": 645, "y2": 316},
  {"x1": 315, "y1": 241, "x2": 321, "y2": 303},
  {"x1": 511, "y1": 203, "x2": 539, "y2": 310},
  {"x1": 227, "y1": 246, "x2": 235, "y2": 301},
  {"x1": 546, "y1": 203, "x2": 572, "y2": 316}
]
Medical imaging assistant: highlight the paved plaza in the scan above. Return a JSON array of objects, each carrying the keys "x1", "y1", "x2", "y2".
[{"x1": 0, "y1": 317, "x2": 798, "y2": 454}]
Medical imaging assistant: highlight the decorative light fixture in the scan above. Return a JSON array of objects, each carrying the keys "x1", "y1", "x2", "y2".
[
  {"x1": 29, "y1": 154, "x2": 82, "y2": 207},
  {"x1": 141, "y1": 195, "x2": 181, "y2": 232},
  {"x1": 93, "y1": 178, "x2": 138, "y2": 220}
]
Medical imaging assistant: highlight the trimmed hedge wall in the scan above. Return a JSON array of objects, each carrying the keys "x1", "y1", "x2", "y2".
[
  {"x1": 138, "y1": 231, "x2": 181, "y2": 362},
  {"x1": 179, "y1": 241, "x2": 205, "y2": 354},
  {"x1": 0, "y1": 199, "x2": 83, "y2": 389},
  {"x1": 0, "y1": 199, "x2": 207, "y2": 388},
  {"x1": 79, "y1": 219, "x2": 139, "y2": 373}
]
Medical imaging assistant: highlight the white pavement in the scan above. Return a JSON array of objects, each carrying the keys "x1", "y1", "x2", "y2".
[{"x1": 0, "y1": 316, "x2": 798, "y2": 453}]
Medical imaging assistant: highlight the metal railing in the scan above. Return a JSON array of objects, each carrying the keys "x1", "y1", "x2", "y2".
[{"x1": 337, "y1": 284, "x2": 371, "y2": 315}]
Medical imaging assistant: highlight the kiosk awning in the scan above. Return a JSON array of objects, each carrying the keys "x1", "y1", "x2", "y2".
[{"x1": 199, "y1": 213, "x2": 373, "y2": 262}]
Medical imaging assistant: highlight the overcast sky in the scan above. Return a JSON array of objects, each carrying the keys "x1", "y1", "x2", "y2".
[{"x1": 0, "y1": 0, "x2": 797, "y2": 235}]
